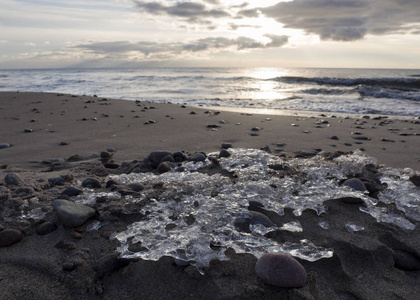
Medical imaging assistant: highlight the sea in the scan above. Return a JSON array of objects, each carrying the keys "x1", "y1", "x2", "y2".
[{"x1": 1, "y1": 67, "x2": 420, "y2": 117}]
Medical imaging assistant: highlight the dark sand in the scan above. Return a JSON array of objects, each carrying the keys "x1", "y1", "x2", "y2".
[{"x1": 0, "y1": 92, "x2": 419, "y2": 299}]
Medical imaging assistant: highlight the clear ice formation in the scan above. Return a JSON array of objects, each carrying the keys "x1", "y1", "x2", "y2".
[{"x1": 75, "y1": 148, "x2": 418, "y2": 272}]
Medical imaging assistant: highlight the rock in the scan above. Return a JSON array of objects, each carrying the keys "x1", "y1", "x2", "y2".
[
  {"x1": 255, "y1": 253, "x2": 307, "y2": 288},
  {"x1": 331, "y1": 136, "x2": 339, "y2": 140},
  {"x1": 53, "y1": 199, "x2": 96, "y2": 228},
  {"x1": 82, "y1": 178, "x2": 102, "y2": 189},
  {"x1": 234, "y1": 211, "x2": 274, "y2": 233},
  {"x1": 343, "y1": 178, "x2": 367, "y2": 191},
  {"x1": 48, "y1": 177, "x2": 65, "y2": 186},
  {"x1": 149, "y1": 151, "x2": 172, "y2": 165},
  {"x1": 0, "y1": 229, "x2": 23, "y2": 248},
  {"x1": 221, "y1": 143, "x2": 232, "y2": 149},
  {"x1": 94, "y1": 253, "x2": 131, "y2": 276},
  {"x1": 219, "y1": 149, "x2": 230, "y2": 158},
  {"x1": 393, "y1": 249, "x2": 420, "y2": 271},
  {"x1": 61, "y1": 187, "x2": 83, "y2": 197},
  {"x1": 129, "y1": 183, "x2": 144, "y2": 192},
  {"x1": 189, "y1": 153, "x2": 206, "y2": 162},
  {"x1": 24, "y1": 128, "x2": 33, "y2": 133},
  {"x1": 4, "y1": 173, "x2": 23, "y2": 186},
  {"x1": 157, "y1": 161, "x2": 173, "y2": 174},
  {"x1": 0, "y1": 143, "x2": 11, "y2": 149},
  {"x1": 36, "y1": 222, "x2": 57, "y2": 235},
  {"x1": 173, "y1": 152, "x2": 188, "y2": 162},
  {"x1": 161, "y1": 155, "x2": 175, "y2": 163},
  {"x1": 409, "y1": 175, "x2": 420, "y2": 187}
]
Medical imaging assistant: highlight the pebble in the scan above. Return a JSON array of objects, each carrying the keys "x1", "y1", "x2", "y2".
[
  {"x1": 409, "y1": 175, "x2": 420, "y2": 187},
  {"x1": 48, "y1": 177, "x2": 65, "y2": 186},
  {"x1": 0, "y1": 229, "x2": 23, "y2": 248},
  {"x1": 53, "y1": 199, "x2": 96, "y2": 228},
  {"x1": 173, "y1": 152, "x2": 188, "y2": 162},
  {"x1": 255, "y1": 253, "x2": 307, "y2": 288},
  {"x1": 0, "y1": 143, "x2": 11, "y2": 149},
  {"x1": 36, "y1": 222, "x2": 57, "y2": 235},
  {"x1": 61, "y1": 187, "x2": 83, "y2": 197},
  {"x1": 393, "y1": 249, "x2": 420, "y2": 271},
  {"x1": 157, "y1": 161, "x2": 174, "y2": 174},
  {"x1": 189, "y1": 153, "x2": 206, "y2": 162},
  {"x1": 24, "y1": 128, "x2": 33, "y2": 133},
  {"x1": 219, "y1": 149, "x2": 230, "y2": 158},
  {"x1": 82, "y1": 178, "x2": 102, "y2": 189},
  {"x1": 221, "y1": 143, "x2": 232, "y2": 149},
  {"x1": 4, "y1": 173, "x2": 23, "y2": 186},
  {"x1": 149, "y1": 151, "x2": 173, "y2": 165},
  {"x1": 343, "y1": 178, "x2": 366, "y2": 192}
]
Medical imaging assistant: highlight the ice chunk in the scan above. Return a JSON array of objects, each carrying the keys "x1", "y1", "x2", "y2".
[
  {"x1": 97, "y1": 148, "x2": 417, "y2": 272},
  {"x1": 318, "y1": 221, "x2": 330, "y2": 230},
  {"x1": 345, "y1": 222, "x2": 365, "y2": 233}
]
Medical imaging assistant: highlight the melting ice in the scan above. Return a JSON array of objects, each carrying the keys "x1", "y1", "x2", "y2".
[{"x1": 80, "y1": 149, "x2": 418, "y2": 272}]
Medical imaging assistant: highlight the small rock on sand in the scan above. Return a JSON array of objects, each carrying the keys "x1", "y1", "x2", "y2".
[
  {"x1": 36, "y1": 222, "x2": 57, "y2": 235},
  {"x1": 53, "y1": 199, "x2": 96, "y2": 228},
  {"x1": 82, "y1": 178, "x2": 102, "y2": 189},
  {"x1": 4, "y1": 173, "x2": 23, "y2": 186},
  {"x1": 255, "y1": 253, "x2": 307, "y2": 288},
  {"x1": 0, "y1": 229, "x2": 23, "y2": 248},
  {"x1": 0, "y1": 143, "x2": 11, "y2": 149}
]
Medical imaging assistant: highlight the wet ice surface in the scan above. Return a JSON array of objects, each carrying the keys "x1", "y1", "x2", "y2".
[{"x1": 79, "y1": 149, "x2": 419, "y2": 272}]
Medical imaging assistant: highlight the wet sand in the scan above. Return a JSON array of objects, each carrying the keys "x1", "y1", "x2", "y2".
[{"x1": 0, "y1": 92, "x2": 419, "y2": 300}]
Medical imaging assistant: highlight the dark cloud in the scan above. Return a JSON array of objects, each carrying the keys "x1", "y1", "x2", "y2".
[
  {"x1": 133, "y1": 1, "x2": 230, "y2": 21},
  {"x1": 261, "y1": 0, "x2": 420, "y2": 41},
  {"x1": 74, "y1": 35, "x2": 288, "y2": 58}
]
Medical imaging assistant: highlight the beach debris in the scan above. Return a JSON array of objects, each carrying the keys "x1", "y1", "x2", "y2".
[
  {"x1": 0, "y1": 229, "x2": 23, "y2": 248},
  {"x1": 53, "y1": 199, "x2": 96, "y2": 228},
  {"x1": 255, "y1": 253, "x2": 307, "y2": 288}
]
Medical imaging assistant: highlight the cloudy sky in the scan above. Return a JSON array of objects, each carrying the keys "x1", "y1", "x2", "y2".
[{"x1": 1, "y1": 0, "x2": 419, "y2": 69}]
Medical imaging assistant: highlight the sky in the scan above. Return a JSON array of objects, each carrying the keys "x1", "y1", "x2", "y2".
[{"x1": 1, "y1": 0, "x2": 420, "y2": 69}]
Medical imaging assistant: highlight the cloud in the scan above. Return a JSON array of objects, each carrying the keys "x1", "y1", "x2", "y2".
[
  {"x1": 74, "y1": 35, "x2": 289, "y2": 59},
  {"x1": 261, "y1": 0, "x2": 420, "y2": 41},
  {"x1": 133, "y1": 0, "x2": 230, "y2": 23}
]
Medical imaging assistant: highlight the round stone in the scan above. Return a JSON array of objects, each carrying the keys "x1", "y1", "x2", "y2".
[
  {"x1": 157, "y1": 161, "x2": 173, "y2": 174},
  {"x1": 36, "y1": 222, "x2": 57, "y2": 235},
  {"x1": 0, "y1": 143, "x2": 11, "y2": 149},
  {"x1": 255, "y1": 253, "x2": 307, "y2": 288},
  {"x1": 61, "y1": 187, "x2": 83, "y2": 197},
  {"x1": 189, "y1": 153, "x2": 206, "y2": 162},
  {"x1": 53, "y1": 199, "x2": 96, "y2": 228},
  {"x1": 219, "y1": 149, "x2": 230, "y2": 158},
  {"x1": 343, "y1": 178, "x2": 366, "y2": 191},
  {"x1": 0, "y1": 229, "x2": 23, "y2": 248},
  {"x1": 4, "y1": 173, "x2": 23, "y2": 186},
  {"x1": 82, "y1": 178, "x2": 102, "y2": 189},
  {"x1": 149, "y1": 151, "x2": 172, "y2": 165}
]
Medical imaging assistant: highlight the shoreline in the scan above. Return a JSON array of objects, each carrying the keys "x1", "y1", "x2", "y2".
[{"x1": 1, "y1": 91, "x2": 419, "y2": 171}]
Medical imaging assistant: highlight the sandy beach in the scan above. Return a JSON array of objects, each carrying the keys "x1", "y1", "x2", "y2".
[{"x1": 1, "y1": 91, "x2": 420, "y2": 299}]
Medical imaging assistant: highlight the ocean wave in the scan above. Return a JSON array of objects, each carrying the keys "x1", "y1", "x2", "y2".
[
  {"x1": 300, "y1": 88, "x2": 354, "y2": 96},
  {"x1": 358, "y1": 86, "x2": 420, "y2": 102},
  {"x1": 270, "y1": 76, "x2": 420, "y2": 91}
]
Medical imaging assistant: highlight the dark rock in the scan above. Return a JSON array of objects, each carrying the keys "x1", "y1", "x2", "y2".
[
  {"x1": 255, "y1": 253, "x2": 307, "y2": 288},
  {"x1": 48, "y1": 177, "x2": 65, "y2": 186},
  {"x1": 189, "y1": 153, "x2": 206, "y2": 162},
  {"x1": 82, "y1": 178, "x2": 102, "y2": 189},
  {"x1": 234, "y1": 211, "x2": 274, "y2": 233},
  {"x1": 353, "y1": 136, "x2": 370, "y2": 140},
  {"x1": 157, "y1": 161, "x2": 174, "y2": 174},
  {"x1": 59, "y1": 141, "x2": 70, "y2": 146},
  {"x1": 53, "y1": 199, "x2": 96, "y2": 228},
  {"x1": 104, "y1": 163, "x2": 119, "y2": 169},
  {"x1": 409, "y1": 175, "x2": 420, "y2": 187},
  {"x1": 14, "y1": 186, "x2": 34, "y2": 196},
  {"x1": 331, "y1": 136, "x2": 339, "y2": 140},
  {"x1": 61, "y1": 187, "x2": 83, "y2": 197},
  {"x1": 207, "y1": 124, "x2": 220, "y2": 128},
  {"x1": 173, "y1": 152, "x2": 188, "y2": 162},
  {"x1": 149, "y1": 151, "x2": 172, "y2": 165},
  {"x1": 36, "y1": 222, "x2": 57, "y2": 235},
  {"x1": 221, "y1": 143, "x2": 232, "y2": 149},
  {"x1": 94, "y1": 253, "x2": 131, "y2": 276},
  {"x1": 161, "y1": 155, "x2": 175, "y2": 163},
  {"x1": 106, "y1": 180, "x2": 118, "y2": 188},
  {"x1": 24, "y1": 128, "x2": 33, "y2": 133},
  {"x1": 100, "y1": 151, "x2": 112, "y2": 160},
  {"x1": 393, "y1": 250, "x2": 420, "y2": 271},
  {"x1": 343, "y1": 178, "x2": 367, "y2": 192},
  {"x1": 219, "y1": 149, "x2": 230, "y2": 158},
  {"x1": 4, "y1": 173, "x2": 23, "y2": 186},
  {"x1": 251, "y1": 127, "x2": 261, "y2": 131},
  {"x1": 0, "y1": 229, "x2": 23, "y2": 248},
  {"x1": 129, "y1": 183, "x2": 144, "y2": 192},
  {"x1": 0, "y1": 143, "x2": 11, "y2": 149}
]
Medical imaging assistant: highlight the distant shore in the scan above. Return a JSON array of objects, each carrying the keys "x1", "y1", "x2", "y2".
[{"x1": 1, "y1": 91, "x2": 419, "y2": 170}]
